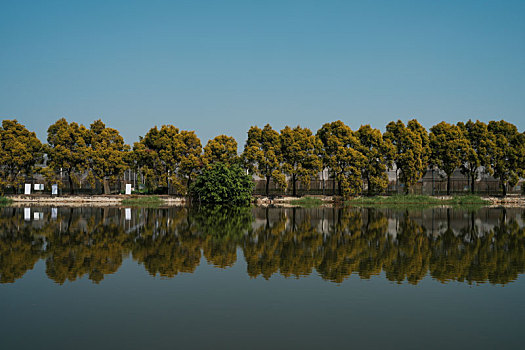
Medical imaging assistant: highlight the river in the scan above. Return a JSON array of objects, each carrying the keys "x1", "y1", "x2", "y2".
[{"x1": 1, "y1": 206, "x2": 524, "y2": 349}]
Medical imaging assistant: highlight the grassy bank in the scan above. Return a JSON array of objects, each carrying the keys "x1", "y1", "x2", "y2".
[
  {"x1": 445, "y1": 195, "x2": 490, "y2": 205},
  {"x1": 290, "y1": 197, "x2": 324, "y2": 207},
  {"x1": 121, "y1": 196, "x2": 165, "y2": 206},
  {"x1": 346, "y1": 194, "x2": 490, "y2": 207}
]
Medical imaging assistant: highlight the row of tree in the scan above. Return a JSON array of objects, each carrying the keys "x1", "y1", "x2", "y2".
[{"x1": 0, "y1": 118, "x2": 524, "y2": 196}]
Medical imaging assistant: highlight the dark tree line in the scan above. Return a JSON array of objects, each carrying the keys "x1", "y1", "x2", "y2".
[{"x1": 1, "y1": 118, "x2": 524, "y2": 196}]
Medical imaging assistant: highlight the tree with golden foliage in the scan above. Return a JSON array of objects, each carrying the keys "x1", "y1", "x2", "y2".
[
  {"x1": 88, "y1": 120, "x2": 130, "y2": 194},
  {"x1": 356, "y1": 124, "x2": 395, "y2": 195},
  {"x1": 280, "y1": 126, "x2": 322, "y2": 196},
  {"x1": 429, "y1": 121, "x2": 470, "y2": 195},
  {"x1": 384, "y1": 120, "x2": 428, "y2": 194},
  {"x1": 0, "y1": 120, "x2": 43, "y2": 194},
  {"x1": 133, "y1": 125, "x2": 202, "y2": 194},
  {"x1": 488, "y1": 120, "x2": 525, "y2": 196},
  {"x1": 317, "y1": 121, "x2": 364, "y2": 197},
  {"x1": 45, "y1": 118, "x2": 90, "y2": 193},
  {"x1": 202, "y1": 134, "x2": 238, "y2": 168},
  {"x1": 457, "y1": 120, "x2": 496, "y2": 193},
  {"x1": 242, "y1": 124, "x2": 286, "y2": 196}
]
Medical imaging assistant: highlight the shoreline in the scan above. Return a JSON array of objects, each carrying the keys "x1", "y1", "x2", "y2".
[
  {"x1": 4, "y1": 194, "x2": 525, "y2": 208},
  {"x1": 4, "y1": 195, "x2": 186, "y2": 207}
]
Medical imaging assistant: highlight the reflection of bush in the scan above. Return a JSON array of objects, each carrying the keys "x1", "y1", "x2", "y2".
[
  {"x1": 1, "y1": 207, "x2": 525, "y2": 285},
  {"x1": 193, "y1": 205, "x2": 253, "y2": 268},
  {"x1": 190, "y1": 205, "x2": 253, "y2": 239}
]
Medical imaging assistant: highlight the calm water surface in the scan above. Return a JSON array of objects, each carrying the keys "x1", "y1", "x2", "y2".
[{"x1": 1, "y1": 206, "x2": 524, "y2": 349}]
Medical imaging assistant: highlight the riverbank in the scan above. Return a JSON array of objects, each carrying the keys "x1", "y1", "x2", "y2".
[
  {"x1": 3, "y1": 194, "x2": 525, "y2": 207},
  {"x1": 4, "y1": 195, "x2": 186, "y2": 207},
  {"x1": 255, "y1": 194, "x2": 525, "y2": 208}
]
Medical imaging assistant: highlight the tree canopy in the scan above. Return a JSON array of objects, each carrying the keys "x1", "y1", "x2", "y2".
[
  {"x1": 203, "y1": 135, "x2": 238, "y2": 168},
  {"x1": 45, "y1": 118, "x2": 90, "y2": 193},
  {"x1": 317, "y1": 120, "x2": 365, "y2": 197},
  {"x1": 280, "y1": 126, "x2": 322, "y2": 196},
  {"x1": 242, "y1": 124, "x2": 286, "y2": 195},
  {"x1": 430, "y1": 121, "x2": 470, "y2": 195},
  {"x1": 133, "y1": 125, "x2": 202, "y2": 194},
  {"x1": 488, "y1": 120, "x2": 525, "y2": 196},
  {"x1": 356, "y1": 124, "x2": 394, "y2": 195},
  {"x1": 457, "y1": 120, "x2": 495, "y2": 193},
  {"x1": 384, "y1": 120, "x2": 427, "y2": 194},
  {"x1": 0, "y1": 120, "x2": 43, "y2": 194},
  {"x1": 88, "y1": 120, "x2": 130, "y2": 194},
  {"x1": 1, "y1": 117, "x2": 524, "y2": 197}
]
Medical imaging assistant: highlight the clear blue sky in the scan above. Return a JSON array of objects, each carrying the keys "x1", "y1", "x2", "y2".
[{"x1": 1, "y1": 0, "x2": 524, "y2": 148}]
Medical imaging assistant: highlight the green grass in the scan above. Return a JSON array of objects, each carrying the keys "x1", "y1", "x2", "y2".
[
  {"x1": 446, "y1": 194, "x2": 490, "y2": 205},
  {"x1": 290, "y1": 196, "x2": 324, "y2": 207},
  {"x1": 121, "y1": 196, "x2": 165, "y2": 206},
  {"x1": 347, "y1": 194, "x2": 441, "y2": 205},
  {"x1": 346, "y1": 194, "x2": 489, "y2": 208},
  {"x1": 0, "y1": 196, "x2": 13, "y2": 205}
]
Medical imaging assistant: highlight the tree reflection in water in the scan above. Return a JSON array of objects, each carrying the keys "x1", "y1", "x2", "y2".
[{"x1": 0, "y1": 206, "x2": 524, "y2": 285}]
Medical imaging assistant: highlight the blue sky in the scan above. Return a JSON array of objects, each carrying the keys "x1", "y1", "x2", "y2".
[{"x1": 1, "y1": 0, "x2": 524, "y2": 148}]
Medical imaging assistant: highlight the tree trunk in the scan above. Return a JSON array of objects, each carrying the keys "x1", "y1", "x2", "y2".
[
  {"x1": 187, "y1": 176, "x2": 192, "y2": 193},
  {"x1": 471, "y1": 173, "x2": 475, "y2": 194},
  {"x1": 266, "y1": 175, "x2": 271, "y2": 196},
  {"x1": 338, "y1": 180, "x2": 342, "y2": 196},
  {"x1": 502, "y1": 180, "x2": 507, "y2": 197},
  {"x1": 103, "y1": 178, "x2": 110, "y2": 195},
  {"x1": 431, "y1": 167, "x2": 434, "y2": 196},
  {"x1": 332, "y1": 176, "x2": 336, "y2": 195},
  {"x1": 447, "y1": 174, "x2": 451, "y2": 196},
  {"x1": 367, "y1": 176, "x2": 371, "y2": 196},
  {"x1": 292, "y1": 174, "x2": 297, "y2": 197},
  {"x1": 396, "y1": 168, "x2": 399, "y2": 194},
  {"x1": 68, "y1": 173, "x2": 74, "y2": 195}
]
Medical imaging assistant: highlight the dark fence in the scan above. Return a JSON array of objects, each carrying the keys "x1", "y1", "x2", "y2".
[
  {"x1": 386, "y1": 179, "x2": 518, "y2": 196},
  {"x1": 6, "y1": 173, "x2": 523, "y2": 197},
  {"x1": 253, "y1": 178, "x2": 523, "y2": 197}
]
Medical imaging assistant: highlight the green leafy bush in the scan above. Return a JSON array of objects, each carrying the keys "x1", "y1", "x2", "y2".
[
  {"x1": 0, "y1": 196, "x2": 13, "y2": 205},
  {"x1": 189, "y1": 162, "x2": 254, "y2": 205}
]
